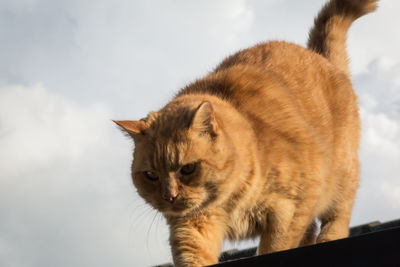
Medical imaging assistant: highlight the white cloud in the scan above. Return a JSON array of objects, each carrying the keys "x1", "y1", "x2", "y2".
[
  {"x1": 348, "y1": 0, "x2": 400, "y2": 73},
  {"x1": 0, "y1": 84, "x2": 109, "y2": 176},
  {"x1": 0, "y1": 0, "x2": 256, "y2": 118},
  {"x1": 351, "y1": 59, "x2": 400, "y2": 225},
  {"x1": 0, "y1": 84, "x2": 172, "y2": 266}
]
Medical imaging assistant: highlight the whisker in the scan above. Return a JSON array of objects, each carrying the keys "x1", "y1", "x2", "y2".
[
  {"x1": 128, "y1": 206, "x2": 154, "y2": 245},
  {"x1": 146, "y1": 211, "x2": 159, "y2": 253}
]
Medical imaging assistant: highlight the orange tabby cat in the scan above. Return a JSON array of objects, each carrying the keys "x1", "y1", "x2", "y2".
[{"x1": 115, "y1": 0, "x2": 378, "y2": 266}]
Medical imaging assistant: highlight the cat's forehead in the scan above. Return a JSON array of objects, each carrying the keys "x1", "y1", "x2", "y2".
[
  {"x1": 133, "y1": 102, "x2": 204, "y2": 171},
  {"x1": 148, "y1": 108, "x2": 194, "y2": 137},
  {"x1": 135, "y1": 137, "x2": 190, "y2": 172}
]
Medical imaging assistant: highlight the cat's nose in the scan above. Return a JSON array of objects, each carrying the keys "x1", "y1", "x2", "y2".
[{"x1": 162, "y1": 192, "x2": 178, "y2": 203}]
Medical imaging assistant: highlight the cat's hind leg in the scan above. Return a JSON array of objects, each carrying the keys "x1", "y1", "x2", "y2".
[
  {"x1": 317, "y1": 205, "x2": 352, "y2": 243},
  {"x1": 317, "y1": 163, "x2": 358, "y2": 242},
  {"x1": 258, "y1": 198, "x2": 317, "y2": 255},
  {"x1": 299, "y1": 219, "x2": 318, "y2": 247}
]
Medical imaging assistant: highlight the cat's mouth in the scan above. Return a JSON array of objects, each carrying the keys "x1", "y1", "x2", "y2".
[
  {"x1": 159, "y1": 198, "x2": 201, "y2": 216},
  {"x1": 159, "y1": 190, "x2": 217, "y2": 216}
]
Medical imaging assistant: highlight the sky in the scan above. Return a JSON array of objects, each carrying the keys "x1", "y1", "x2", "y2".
[{"x1": 0, "y1": 0, "x2": 399, "y2": 266}]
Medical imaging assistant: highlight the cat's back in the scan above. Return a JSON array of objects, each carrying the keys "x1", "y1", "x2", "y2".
[
  {"x1": 180, "y1": 41, "x2": 358, "y2": 146},
  {"x1": 215, "y1": 40, "x2": 355, "y2": 115},
  {"x1": 216, "y1": 41, "x2": 329, "y2": 75}
]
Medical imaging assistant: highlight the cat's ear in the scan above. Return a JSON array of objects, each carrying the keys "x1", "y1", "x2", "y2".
[
  {"x1": 113, "y1": 120, "x2": 147, "y2": 138},
  {"x1": 190, "y1": 101, "x2": 218, "y2": 137}
]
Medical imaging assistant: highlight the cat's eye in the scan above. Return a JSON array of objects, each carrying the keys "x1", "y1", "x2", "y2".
[
  {"x1": 180, "y1": 163, "x2": 196, "y2": 176},
  {"x1": 143, "y1": 171, "x2": 158, "y2": 181}
]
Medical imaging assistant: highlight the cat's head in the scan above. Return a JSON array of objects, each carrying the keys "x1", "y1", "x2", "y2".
[{"x1": 114, "y1": 99, "x2": 234, "y2": 216}]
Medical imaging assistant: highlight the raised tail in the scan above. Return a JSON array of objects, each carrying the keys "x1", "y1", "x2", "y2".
[{"x1": 307, "y1": 0, "x2": 378, "y2": 75}]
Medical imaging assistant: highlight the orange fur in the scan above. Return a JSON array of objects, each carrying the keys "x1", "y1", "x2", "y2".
[{"x1": 114, "y1": 0, "x2": 378, "y2": 266}]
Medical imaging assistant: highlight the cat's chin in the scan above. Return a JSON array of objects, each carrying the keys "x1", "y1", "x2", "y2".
[
  {"x1": 161, "y1": 207, "x2": 191, "y2": 217},
  {"x1": 162, "y1": 208, "x2": 201, "y2": 218},
  {"x1": 159, "y1": 202, "x2": 201, "y2": 217}
]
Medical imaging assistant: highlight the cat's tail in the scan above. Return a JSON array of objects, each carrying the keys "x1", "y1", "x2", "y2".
[{"x1": 307, "y1": 0, "x2": 378, "y2": 75}]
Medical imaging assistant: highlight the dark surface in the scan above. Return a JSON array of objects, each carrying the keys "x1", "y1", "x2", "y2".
[
  {"x1": 153, "y1": 219, "x2": 400, "y2": 267},
  {"x1": 213, "y1": 226, "x2": 400, "y2": 267}
]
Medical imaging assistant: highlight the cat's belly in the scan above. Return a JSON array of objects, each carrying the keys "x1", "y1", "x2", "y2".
[{"x1": 225, "y1": 207, "x2": 267, "y2": 241}]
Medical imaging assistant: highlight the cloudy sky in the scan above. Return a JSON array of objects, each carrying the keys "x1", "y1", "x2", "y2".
[{"x1": 1, "y1": 0, "x2": 399, "y2": 266}]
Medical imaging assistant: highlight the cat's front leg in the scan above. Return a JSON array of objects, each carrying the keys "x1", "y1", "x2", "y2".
[{"x1": 168, "y1": 214, "x2": 225, "y2": 267}]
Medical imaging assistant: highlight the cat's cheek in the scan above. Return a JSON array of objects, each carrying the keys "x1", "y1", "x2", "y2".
[
  {"x1": 185, "y1": 190, "x2": 210, "y2": 212},
  {"x1": 132, "y1": 177, "x2": 163, "y2": 209},
  {"x1": 145, "y1": 194, "x2": 171, "y2": 213}
]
